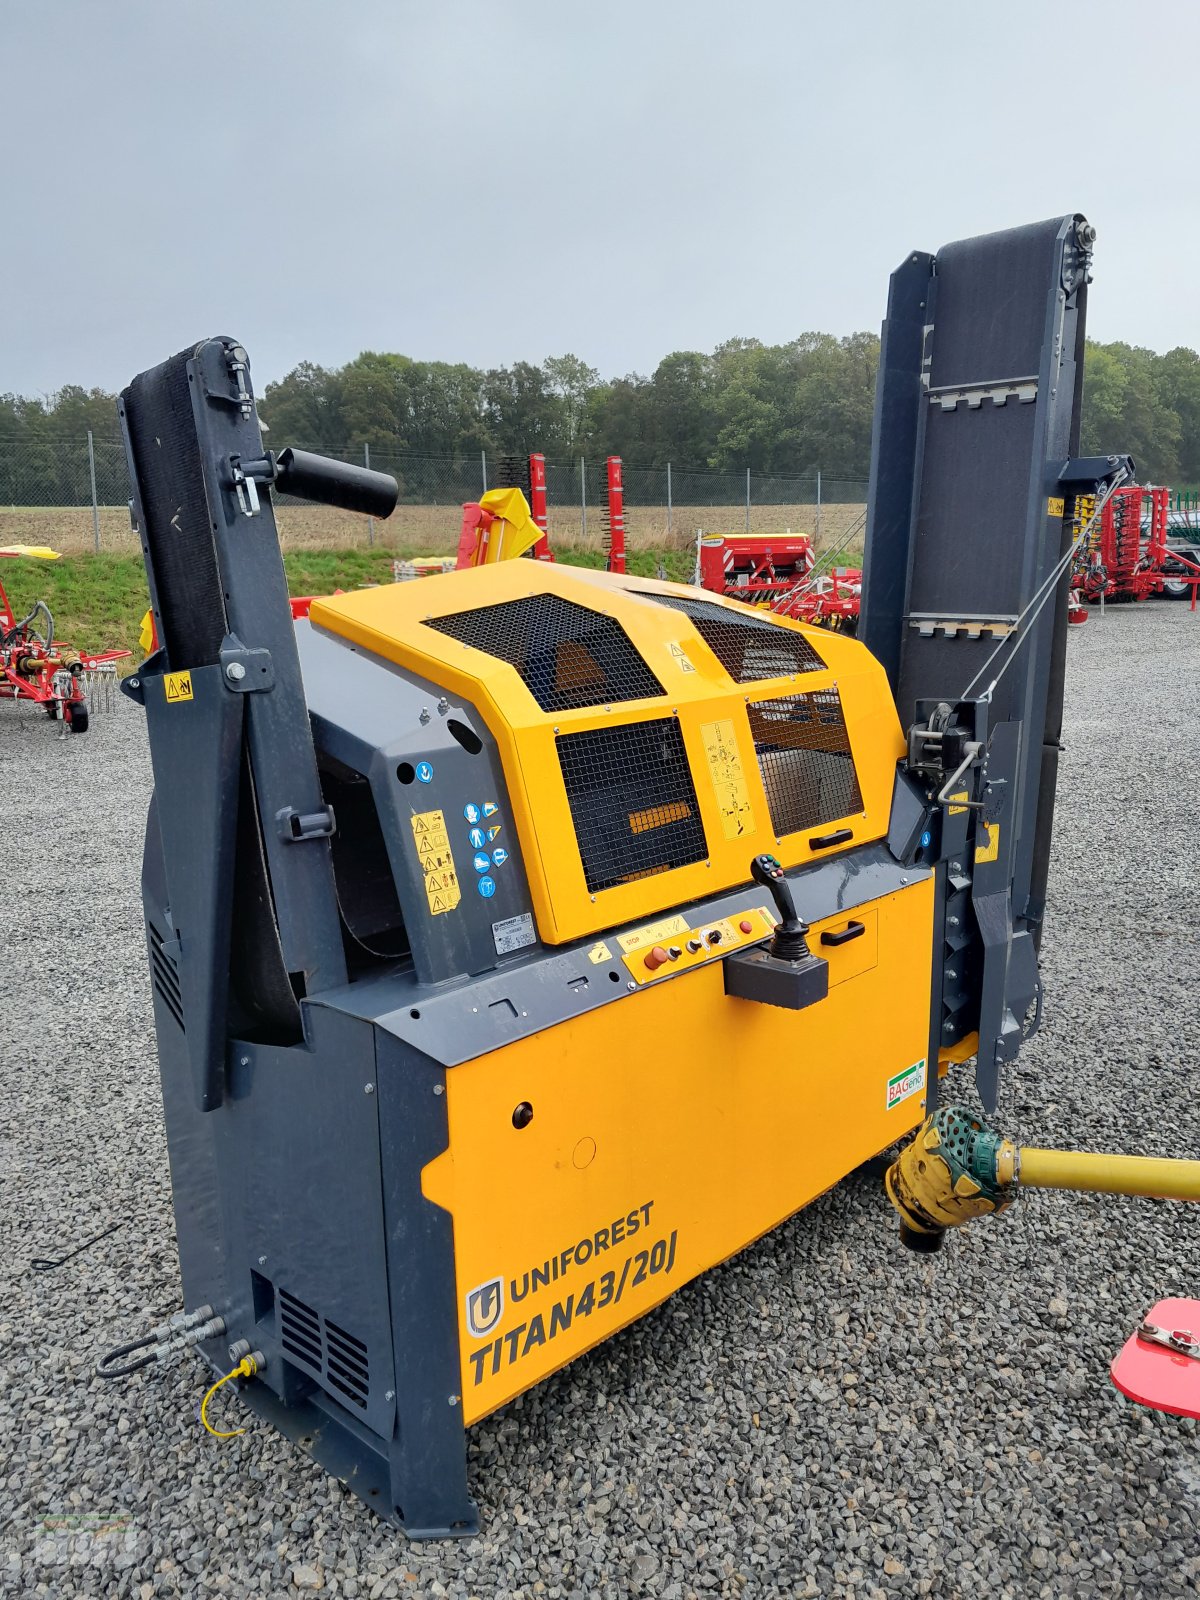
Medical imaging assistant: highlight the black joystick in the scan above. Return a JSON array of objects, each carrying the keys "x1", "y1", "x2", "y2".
[
  {"x1": 724, "y1": 853, "x2": 829, "y2": 1011},
  {"x1": 750, "y1": 853, "x2": 813, "y2": 962}
]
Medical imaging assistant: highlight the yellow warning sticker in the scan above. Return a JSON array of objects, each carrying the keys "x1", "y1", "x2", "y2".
[
  {"x1": 975, "y1": 822, "x2": 1000, "y2": 864},
  {"x1": 164, "y1": 671, "x2": 193, "y2": 705},
  {"x1": 616, "y1": 913, "x2": 690, "y2": 954},
  {"x1": 947, "y1": 789, "x2": 969, "y2": 817},
  {"x1": 666, "y1": 640, "x2": 695, "y2": 673},
  {"x1": 701, "y1": 718, "x2": 755, "y2": 841},
  {"x1": 588, "y1": 941, "x2": 613, "y2": 965},
  {"x1": 1047, "y1": 496, "x2": 1065, "y2": 518},
  {"x1": 410, "y1": 808, "x2": 460, "y2": 914}
]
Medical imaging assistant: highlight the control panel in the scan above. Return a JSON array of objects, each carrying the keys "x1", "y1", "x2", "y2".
[{"x1": 620, "y1": 906, "x2": 777, "y2": 985}]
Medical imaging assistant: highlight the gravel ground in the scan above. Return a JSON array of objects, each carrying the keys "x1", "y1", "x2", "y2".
[{"x1": 2, "y1": 602, "x2": 1199, "y2": 1600}]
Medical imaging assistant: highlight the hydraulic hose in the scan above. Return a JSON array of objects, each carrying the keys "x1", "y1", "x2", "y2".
[{"x1": 96, "y1": 1333, "x2": 159, "y2": 1379}]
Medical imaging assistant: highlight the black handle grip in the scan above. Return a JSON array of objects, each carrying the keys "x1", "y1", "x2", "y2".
[
  {"x1": 750, "y1": 851, "x2": 799, "y2": 923},
  {"x1": 809, "y1": 827, "x2": 853, "y2": 851},
  {"x1": 274, "y1": 447, "x2": 399, "y2": 519},
  {"x1": 820, "y1": 920, "x2": 865, "y2": 948},
  {"x1": 749, "y1": 852, "x2": 812, "y2": 961}
]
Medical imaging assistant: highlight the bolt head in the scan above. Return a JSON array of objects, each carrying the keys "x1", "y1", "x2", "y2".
[
  {"x1": 364, "y1": 1083, "x2": 375, "y2": 1094},
  {"x1": 225, "y1": 660, "x2": 246, "y2": 681}
]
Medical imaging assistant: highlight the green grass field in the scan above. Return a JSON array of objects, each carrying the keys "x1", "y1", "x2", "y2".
[{"x1": 1, "y1": 546, "x2": 700, "y2": 665}]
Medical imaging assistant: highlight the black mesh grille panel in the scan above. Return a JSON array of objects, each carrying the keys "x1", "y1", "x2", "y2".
[
  {"x1": 634, "y1": 590, "x2": 825, "y2": 680},
  {"x1": 425, "y1": 595, "x2": 664, "y2": 712},
  {"x1": 556, "y1": 718, "x2": 708, "y2": 892},
  {"x1": 748, "y1": 690, "x2": 862, "y2": 837}
]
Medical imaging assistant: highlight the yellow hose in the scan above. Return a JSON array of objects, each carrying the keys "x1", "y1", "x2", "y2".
[
  {"x1": 1018, "y1": 1147, "x2": 1200, "y2": 1201},
  {"x1": 200, "y1": 1356, "x2": 258, "y2": 1439}
]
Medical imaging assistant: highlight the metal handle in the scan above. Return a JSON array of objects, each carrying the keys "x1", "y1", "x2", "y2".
[
  {"x1": 274, "y1": 448, "x2": 399, "y2": 519},
  {"x1": 820, "y1": 920, "x2": 865, "y2": 948},
  {"x1": 809, "y1": 828, "x2": 853, "y2": 851}
]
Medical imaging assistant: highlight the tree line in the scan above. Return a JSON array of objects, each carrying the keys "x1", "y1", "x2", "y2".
[{"x1": 4, "y1": 336, "x2": 1200, "y2": 495}]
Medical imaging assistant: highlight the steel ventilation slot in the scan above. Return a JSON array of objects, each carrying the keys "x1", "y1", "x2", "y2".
[
  {"x1": 147, "y1": 923, "x2": 185, "y2": 1033},
  {"x1": 633, "y1": 590, "x2": 826, "y2": 680},
  {"x1": 556, "y1": 717, "x2": 708, "y2": 892},
  {"x1": 748, "y1": 689, "x2": 863, "y2": 837},
  {"x1": 424, "y1": 594, "x2": 665, "y2": 712},
  {"x1": 325, "y1": 1319, "x2": 370, "y2": 1409},
  {"x1": 279, "y1": 1289, "x2": 370, "y2": 1411}
]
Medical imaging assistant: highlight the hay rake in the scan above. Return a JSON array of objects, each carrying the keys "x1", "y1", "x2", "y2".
[{"x1": 0, "y1": 547, "x2": 131, "y2": 734}]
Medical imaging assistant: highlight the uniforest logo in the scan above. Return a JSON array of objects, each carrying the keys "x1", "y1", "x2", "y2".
[{"x1": 465, "y1": 1277, "x2": 504, "y2": 1338}]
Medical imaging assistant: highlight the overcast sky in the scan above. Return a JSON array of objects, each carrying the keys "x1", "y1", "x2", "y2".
[{"x1": 3, "y1": 0, "x2": 1196, "y2": 398}]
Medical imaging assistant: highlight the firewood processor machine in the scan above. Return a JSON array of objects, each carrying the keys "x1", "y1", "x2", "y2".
[{"x1": 101, "y1": 214, "x2": 1200, "y2": 1536}]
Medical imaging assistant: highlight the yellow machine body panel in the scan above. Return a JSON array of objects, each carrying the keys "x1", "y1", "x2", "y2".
[
  {"x1": 420, "y1": 875, "x2": 934, "y2": 1424},
  {"x1": 310, "y1": 563, "x2": 903, "y2": 945}
]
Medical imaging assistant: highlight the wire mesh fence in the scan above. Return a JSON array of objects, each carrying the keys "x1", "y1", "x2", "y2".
[{"x1": 0, "y1": 435, "x2": 868, "y2": 556}]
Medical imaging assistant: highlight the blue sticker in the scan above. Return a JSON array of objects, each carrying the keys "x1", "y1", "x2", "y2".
[
  {"x1": 482, "y1": 801, "x2": 499, "y2": 818},
  {"x1": 920, "y1": 830, "x2": 932, "y2": 848},
  {"x1": 477, "y1": 875, "x2": 496, "y2": 898},
  {"x1": 416, "y1": 761, "x2": 434, "y2": 784},
  {"x1": 464, "y1": 803, "x2": 480, "y2": 823},
  {"x1": 486, "y1": 824, "x2": 502, "y2": 841},
  {"x1": 468, "y1": 826, "x2": 485, "y2": 849},
  {"x1": 473, "y1": 852, "x2": 491, "y2": 873},
  {"x1": 492, "y1": 847, "x2": 509, "y2": 867}
]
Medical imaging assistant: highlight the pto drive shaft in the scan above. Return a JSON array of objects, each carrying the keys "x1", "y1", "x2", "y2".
[{"x1": 885, "y1": 1107, "x2": 1200, "y2": 1251}]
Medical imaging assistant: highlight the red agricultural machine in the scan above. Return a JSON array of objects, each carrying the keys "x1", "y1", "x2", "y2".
[
  {"x1": 697, "y1": 530, "x2": 815, "y2": 600},
  {"x1": 1072, "y1": 483, "x2": 1200, "y2": 605},
  {"x1": 0, "y1": 548, "x2": 130, "y2": 733},
  {"x1": 1074, "y1": 484, "x2": 1168, "y2": 603},
  {"x1": 695, "y1": 519, "x2": 865, "y2": 632},
  {"x1": 393, "y1": 453, "x2": 631, "y2": 581}
]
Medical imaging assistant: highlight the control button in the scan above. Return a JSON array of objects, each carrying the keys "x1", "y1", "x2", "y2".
[
  {"x1": 686, "y1": 938, "x2": 703, "y2": 954},
  {"x1": 644, "y1": 945, "x2": 670, "y2": 971},
  {"x1": 707, "y1": 929, "x2": 723, "y2": 945},
  {"x1": 739, "y1": 919, "x2": 754, "y2": 934},
  {"x1": 667, "y1": 946, "x2": 682, "y2": 960}
]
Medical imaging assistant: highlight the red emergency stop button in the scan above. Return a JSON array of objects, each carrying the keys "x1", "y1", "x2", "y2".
[
  {"x1": 739, "y1": 919, "x2": 754, "y2": 934},
  {"x1": 644, "y1": 945, "x2": 670, "y2": 971}
]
